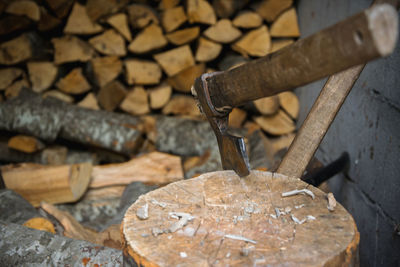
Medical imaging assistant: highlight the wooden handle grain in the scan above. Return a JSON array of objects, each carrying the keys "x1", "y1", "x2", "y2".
[{"x1": 207, "y1": 4, "x2": 398, "y2": 110}]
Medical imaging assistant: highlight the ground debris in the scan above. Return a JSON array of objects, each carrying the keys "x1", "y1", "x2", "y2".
[
  {"x1": 291, "y1": 214, "x2": 316, "y2": 225},
  {"x1": 224, "y1": 234, "x2": 257, "y2": 244},
  {"x1": 282, "y1": 189, "x2": 315, "y2": 199},
  {"x1": 151, "y1": 199, "x2": 167, "y2": 208},
  {"x1": 168, "y1": 212, "x2": 194, "y2": 233}
]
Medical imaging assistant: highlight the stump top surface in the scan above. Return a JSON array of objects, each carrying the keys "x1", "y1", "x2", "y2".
[{"x1": 123, "y1": 171, "x2": 358, "y2": 267}]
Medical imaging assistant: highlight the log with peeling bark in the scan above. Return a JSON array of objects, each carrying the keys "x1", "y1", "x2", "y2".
[
  {"x1": 0, "y1": 189, "x2": 41, "y2": 224},
  {"x1": 97, "y1": 80, "x2": 127, "y2": 111},
  {"x1": 27, "y1": 61, "x2": 58, "y2": 93},
  {"x1": 162, "y1": 6, "x2": 187, "y2": 32},
  {"x1": 167, "y1": 63, "x2": 205, "y2": 93},
  {"x1": 90, "y1": 151, "x2": 184, "y2": 188},
  {"x1": 1, "y1": 162, "x2": 92, "y2": 207},
  {"x1": 8, "y1": 135, "x2": 44, "y2": 153},
  {"x1": 0, "y1": 90, "x2": 144, "y2": 155},
  {"x1": 154, "y1": 45, "x2": 195, "y2": 76}
]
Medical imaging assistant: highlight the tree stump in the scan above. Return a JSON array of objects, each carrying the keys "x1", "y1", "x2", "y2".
[{"x1": 122, "y1": 171, "x2": 359, "y2": 266}]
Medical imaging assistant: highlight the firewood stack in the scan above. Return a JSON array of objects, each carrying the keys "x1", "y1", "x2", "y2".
[{"x1": 0, "y1": 0, "x2": 302, "y2": 215}]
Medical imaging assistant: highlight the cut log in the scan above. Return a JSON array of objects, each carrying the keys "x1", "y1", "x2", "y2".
[
  {"x1": 126, "y1": 4, "x2": 159, "y2": 29},
  {"x1": 0, "y1": 89, "x2": 144, "y2": 155},
  {"x1": 0, "y1": 15, "x2": 32, "y2": 35},
  {"x1": 107, "y1": 13, "x2": 132, "y2": 41},
  {"x1": 149, "y1": 84, "x2": 172, "y2": 109},
  {"x1": 64, "y1": 2, "x2": 103, "y2": 35},
  {"x1": 160, "y1": 0, "x2": 180, "y2": 9},
  {"x1": 56, "y1": 67, "x2": 91, "y2": 95},
  {"x1": 228, "y1": 108, "x2": 247, "y2": 128},
  {"x1": 77, "y1": 92, "x2": 100, "y2": 110},
  {"x1": 254, "y1": 110, "x2": 296, "y2": 135},
  {"x1": 278, "y1": 91, "x2": 299, "y2": 119},
  {"x1": 212, "y1": 0, "x2": 250, "y2": 18},
  {"x1": 253, "y1": 0, "x2": 293, "y2": 22},
  {"x1": 162, "y1": 6, "x2": 187, "y2": 32},
  {"x1": 195, "y1": 37, "x2": 222, "y2": 62},
  {"x1": 167, "y1": 63, "x2": 205, "y2": 93},
  {"x1": 42, "y1": 90, "x2": 74, "y2": 103},
  {"x1": 5, "y1": 0, "x2": 40, "y2": 21},
  {"x1": 122, "y1": 170, "x2": 359, "y2": 266},
  {"x1": 83, "y1": 185, "x2": 126, "y2": 201},
  {"x1": 154, "y1": 45, "x2": 195, "y2": 76},
  {"x1": 45, "y1": 0, "x2": 74, "y2": 19},
  {"x1": 1, "y1": 162, "x2": 92, "y2": 207},
  {"x1": 89, "y1": 29, "x2": 126, "y2": 56},
  {"x1": 8, "y1": 135, "x2": 45, "y2": 153},
  {"x1": 270, "y1": 39, "x2": 294, "y2": 53},
  {"x1": 0, "y1": 189, "x2": 41, "y2": 224},
  {"x1": 0, "y1": 221, "x2": 123, "y2": 266},
  {"x1": 89, "y1": 56, "x2": 122, "y2": 87},
  {"x1": 253, "y1": 95, "x2": 280, "y2": 115},
  {"x1": 0, "y1": 34, "x2": 33, "y2": 65},
  {"x1": 41, "y1": 146, "x2": 68, "y2": 165},
  {"x1": 128, "y1": 24, "x2": 168, "y2": 54},
  {"x1": 27, "y1": 61, "x2": 58, "y2": 93},
  {"x1": 86, "y1": 0, "x2": 129, "y2": 22},
  {"x1": 162, "y1": 95, "x2": 201, "y2": 117},
  {"x1": 97, "y1": 80, "x2": 127, "y2": 111},
  {"x1": 270, "y1": 8, "x2": 300, "y2": 37},
  {"x1": 232, "y1": 25, "x2": 271, "y2": 57},
  {"x1": 120, "y1": 86, "x2": 150, "y2": 115},
  {"x1": 37, "y1": 7, "x2": 61, "y2": 31},
  {"x1": 0, "y1": 68, "x2": 23, "y2": 90},
  {"x1": 232, "y1": 11, "x2": 263, "y2": 29},
  {"x1": 90, "y1": 151, "x2": 184, "y2": 188},
  {"x1": 166, "y1": 27, "x2": 200, "y2": 45},
  {"x1": 23, "y1": 217, "x2": 56, "y2": 234},
  {"x1": 4, "y1": 78, "x2": 29, "y2": 100},
  {"x1": 187, "y1": 0, "x2": 216, "y2": 25},
  {"x1": 203, "y1": 19, "x2": 242, "y2": 43},
  {"x1": 125, "y1": 59, "x2": 162, "y2": 85},
  {"x1": 52, "y1": 36, "x2": 96, "y2": 64}
]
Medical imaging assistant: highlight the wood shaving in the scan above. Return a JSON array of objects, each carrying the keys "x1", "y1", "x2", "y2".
[
  {"x1": 180, "y1": 252, "x2": 187, "y2": 258},
  {"x1": 151, "y1": 199, "x2": 167, "y2": 208},
  {"x1": 327, "y1": 192, "x2": 337, "y2": 212},
  {"x1": 291, "y1": 214, "x2": 306, "y2": 224},
  {"x1": 224, "y1": 234, "x2": 257, "y2": 244},
  {"x1": 168, "y1": 212, "x2": 194, "y2": 233},
  {"x1": 136, "y1": 203, "x2": 149, "y2": 220},
  {"x1": 282, "y1": 189, "x2": 315, "y2": 199}
]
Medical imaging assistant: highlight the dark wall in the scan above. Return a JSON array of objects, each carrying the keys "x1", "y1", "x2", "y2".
[{"x1": 296, "y1": 0, "x2": 400, "y2": 266}]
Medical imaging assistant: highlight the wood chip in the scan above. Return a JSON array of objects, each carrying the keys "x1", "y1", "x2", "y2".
[
  {"x1": 282, "y1": 189, "x2": 315, "y2": 199},
  {"x1": 64, "y1": 2, "x2": 103, "y2": 34},
  {"x1": 136, "y1": 203, "x2": 149, "y2": 220},
  {"x1": 89, "y1": 29, "x2": 126, "y2": 56},
  {"x1": 224, "y1": 234, "x2": 257, "y2": 244},
  {"x1": 327, "y1": 193, "x2": 337, "y2": 212},
  {"x1": 270, "y1": 8, "x2": 300, "y2": 37},
  {"x1": 204, "y1": 19, "x2": 242, "y2": 43},
  {"x1": 154, "y1": 45, "x2": 195, "y2": 76},
  {"x1": 128, "y1": 24, "x2": 168, "y2": 54}
]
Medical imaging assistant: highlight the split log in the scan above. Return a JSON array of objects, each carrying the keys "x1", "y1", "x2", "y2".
[
  {"x1": 183, "y1": 150, "x2": 211, "y2": 176},
  {"x1": 0, "y1": 221, "x2": 123, "y2": 266},
  {"x1": 56, "y1": 67, "x2": 91, "y2": 95},
  {"x1": 23, "y1": 217, "x2": 56, "y2": 234},
  {"x1": 5, "y1": 0, "x2": 40, "y2": 21},
  {"x1": 154, "y1": 45, "x2": 195, "y2": 76},
  {"x1": 254, "y1": 110, "x2": 296, "y2": 135},
  {"x1": 204, "y1": 19, "x2": 242, "y2": 43},
  {"x1": 195, "y1": 37, "x2": 222, "y2": 62},
  {"x1": 126, "y1": 4, "x2": 159, "y2": 29},
  {"x1": 83, "y1": 185, "x2": 126, "y2": 201},
  {"x1": 52, "y1": 35, "x2": 96, "y2": 64},
  {"x1": 1, "y1": 162, "x2": 92, "y2": 207},
  {"x1": 38, "y1": 7, "x2": 62, "y2": 31},
  {"x1": 42, "y1": 90, "x2": 74, "y2": 103},
  {"x1": 218, "y1": 53, "x2": 248, "y2": 70},
  {"x1": 149, "y1": 84, "x2": 172, "y2": 109},
  {"x1": 228, "y1": 108, "x2": 247, "y2": 128},
  {"x1": 45, "y1": 0, "x2": 74, "y2": 19},
  {"x1": 166, "y1": 27, "x2": 200, "y2": 45},
  {"x1": 122, "y1": 170, "x2": 359, "y2": 266},
  {"x1": 253, "y1": 95, "x2": 280, "y2": 115},
  {"x1": 4, "y1": 78, "x2": 29, "y2": 100},
  {"x1": 0, "y1": 68, "x2": 23, "y2": 90},
  {"x1": 0, "y1": 15, "x2": 32, "y2": 35},
  {"x1": 125, "y1": 59, "x2": 162, "y2": 85},
  {"x1": 233, "y1": 11, "x2": 263, "y2": 29},
  {"x1": 244, "y1": 121, "x2": 262, "y2": 135},
  {"x1": 89, "y1": 56, "x2": 122, "y2": 87},
  {"x1": 270, "y1": 39, "x2": 294, "y2": 53},
  {"x1": 8, "y1": 135, "x2": 44, "y2": 153},
  {"x1": 187, "y1": 0, "x2": 216, "y2": 25},
  {"x1": 27, "y1": 61, "x2": 58, "y2": 93},
  {"x1": 107, "y1": 13, "x2": 132, "y2": 41},
  {"x1": 162, "y1": 95, "x2": 201, "y2": 117},
  {"x1": 97, "y1": 80, "x2": 127, "y2": 111},
  {"x1": 0, "y1": 34, "x2": 33, "y2": 65},
  {"x1": 253, "y1": 0, "x2": 293, "y2": 22},
  {"x1": 89, "y1": 29, "x2": 126, "y2": 56},
  {"x1": 40, "y1": 146, "x2": 68, "y2": 165},
  {"x1": 232, "y1": 25, "x2": 271, "y2": 57},
  {"x1": 162, "y1": 6, "x2": 187, "y2": 32},
  {"x1": 0, "y1": 189, "x2": 41, "y2": 224},
  {"x1": 212, "y1": 0, "x2": 249, "y2": 18},
  {"x1": 77, "y1": 92, "x2": 100, "y2": 110},
  {"x1": 120, "y1": 86, "x2": 150, "y2": 115},
  {"x1": 86, "y1": 0, "x2": 129, "y2": 22},
  {"x1": 270, "y1": 8, "x2": 300, "y2": 37},
  {"x1": 167, "y1": 63, "x2": 205, "y2": 93},
  {"x1": 278, "y1": 91, "x2": 300, "y2": 119},
  {"x1": 0, "y1": 90, "x2": 144, "y2": 155},
  {"x1": 90, "y1": 151, "x2": 184, "y2": 188},
  {"x1": 64, "y1": 2, "x2": 103, "y2": 35},
  {"x1": 128, "y1": 24, "x2": 168, "y2": 54},
  {"x1": 160, "y1": 0, "x2": 180, "y2": 9}
]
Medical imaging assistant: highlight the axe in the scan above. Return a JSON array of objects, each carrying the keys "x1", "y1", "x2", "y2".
[{"x1": 192, "y1": 4, "x2": 398, "y2": 177}]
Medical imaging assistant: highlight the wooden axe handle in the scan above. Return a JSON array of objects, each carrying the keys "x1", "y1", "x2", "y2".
[{"x1": 206, "y1": 4, "x2": 398, "y2": 111}]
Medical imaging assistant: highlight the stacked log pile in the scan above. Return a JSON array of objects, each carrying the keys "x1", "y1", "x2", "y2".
[{"x1": 0, "y1": 0, "x2": 303, "y2": 255}]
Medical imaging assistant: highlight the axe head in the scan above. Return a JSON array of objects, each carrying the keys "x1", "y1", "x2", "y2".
[{"x1": 192, "y1": 73, "x2": 250, "y2": 177}]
